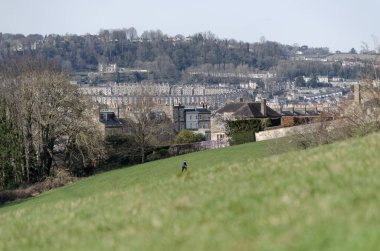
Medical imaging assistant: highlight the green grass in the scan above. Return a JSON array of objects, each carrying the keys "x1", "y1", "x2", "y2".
[{"x1": 1, "y1": 135, "x2": 380, "y2": 251}]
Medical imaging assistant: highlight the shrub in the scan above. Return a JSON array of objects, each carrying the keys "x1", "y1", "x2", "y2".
[
  {"x1": 227, "y1": 119, "x2": 261, "y2": 145},
  {"x1": 146, "y1": 149, "x2": 171, "y2": 161},
  {"x1": 0, "y1": 168, "x2": 76, "y2": 205},
  {"x1": 176, "y1": 130, "x2": 205, "y2": 143},
  {"x1": 104, "y1": 134, "x2": 141, "y2": 168}
]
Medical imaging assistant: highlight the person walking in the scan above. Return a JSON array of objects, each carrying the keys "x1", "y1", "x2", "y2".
[{"x1": 181, "y1": 160, "x2": 188, "y2": 172}]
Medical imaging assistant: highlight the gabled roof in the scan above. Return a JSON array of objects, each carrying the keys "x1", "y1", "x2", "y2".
[{"x1": 216, "y1": 102, "x2": 281, "y2": 119}]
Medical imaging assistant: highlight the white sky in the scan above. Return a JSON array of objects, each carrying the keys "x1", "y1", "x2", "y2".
[{"x1": 0, "y1": 0, "x2": 379, "y2": 51}]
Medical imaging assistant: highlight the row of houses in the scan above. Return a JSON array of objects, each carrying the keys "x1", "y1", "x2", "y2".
[
  {"x1": 79, "y1": 82, "x2": 241, "y2": 97},
  {"x1": 99, "y1": 98, "x2": 333, "y2": 145},
  {"x1": 89, "y1": 90, "x2": 249, "y2": 110}
]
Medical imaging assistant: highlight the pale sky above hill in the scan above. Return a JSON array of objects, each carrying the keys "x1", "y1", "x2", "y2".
[{"x1": 0, "y1": 0, "x2": 379, "y2": 52}]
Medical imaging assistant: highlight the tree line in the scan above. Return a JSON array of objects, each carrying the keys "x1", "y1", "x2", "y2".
[
  {"x1": 0, "y1": 59, "x2": 104, "y2": 189},
  {"x1": 0, "y1": 29, "x2": 361, "y2": 83}
]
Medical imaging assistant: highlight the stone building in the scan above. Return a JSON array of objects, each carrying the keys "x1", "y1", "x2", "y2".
[
  {"x1": 170, "y1": 105, "x2": 212, "y2": 140},
  {"x1": 184, "y1": 107, "x2": 211, "y2": 140},
  {"x1": 98, "y1": 110, "x2": 124, "y2": 136},
  {"x1": 211, "y1": 99, "x2": 281, "y2": 141}
]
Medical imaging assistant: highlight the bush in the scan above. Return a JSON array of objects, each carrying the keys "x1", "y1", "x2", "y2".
[
  {"x1": 176, "y1": 130, "x2": 205, "y2": 143},
  {"x1": 291, "y1": 123, "x2": 362, "y2": 150},
  {"x1": 0, "y1": 168, "x2": 76, "y2": 205},
  {"x1": 229, "y1": 131, "x2": 256, "y2": 145},
  {"x1": 227, "y1": 119, "x2": 261, "y2": 145},
  {"x1": 104, "y1": 134, "x2": 141, "y2": 167},
  {"x1": 147, "y1": 149, "x2": 171, "y2": 161}
]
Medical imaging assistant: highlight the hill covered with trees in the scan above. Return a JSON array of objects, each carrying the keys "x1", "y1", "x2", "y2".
[{"x1": 0, "y1": 28, "x2": 367, "y2": 83}]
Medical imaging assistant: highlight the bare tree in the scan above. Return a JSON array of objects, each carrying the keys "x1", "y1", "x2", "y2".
[
  {"x1": 0, "y1": 59, "x2": 105, "y2": 185},
  {"x1": 360, "y1": 41, "x2": 370, "y2": 54},
  {"x1": 126, "y1": 27, "x2": 138, "y2": 41},
  {"x1": 338, "y1": 80, "x2": 380, "y2": 136},
  {"x1": 124, "y1": 97, "x2": 174, "y2": 163},
  {"x1": 287, "y1": 75, "x2": 380, "y2": 152},
  {"x1": 290, "y1": 115, "x2": 340, "y2": 150}
]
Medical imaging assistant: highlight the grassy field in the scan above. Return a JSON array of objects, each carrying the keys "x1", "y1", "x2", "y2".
[{"x1": 1, "y1": 135, "x2": 380, "y2": 251}]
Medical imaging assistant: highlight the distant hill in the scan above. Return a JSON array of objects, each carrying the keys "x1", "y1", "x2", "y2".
[
  {"x1": 0, "y1": 30, "x2": 366, "y2": 82},
  {"x1": 1, "y1": 133, "x2": 380, "y2": 250}
]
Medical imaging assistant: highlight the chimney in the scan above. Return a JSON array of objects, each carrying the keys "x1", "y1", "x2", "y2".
[{"x1": 261, "y1": 98, "x2": 267, "y2": 116}]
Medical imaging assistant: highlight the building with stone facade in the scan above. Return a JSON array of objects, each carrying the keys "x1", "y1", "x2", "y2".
[
  {"x1": 170, "y1": 105, "x2": 211, "y2": 140},
  {"x1": 211, "y1": 99, "x2": 281, "y2": 141},
  {"x1": 184, "y1": 107, "x2": 211, "y2": 140},
  {"x1": 79, "y1": 82, "x2": 250, "y2": 110},
  {"x1": 98, "y1": 110, "x2": 124, "y2": 136}
]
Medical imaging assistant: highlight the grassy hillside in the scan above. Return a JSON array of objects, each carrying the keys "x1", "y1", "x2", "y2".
[{"x1": 1, "y1": 135, "x2": 380, "y2": 251}]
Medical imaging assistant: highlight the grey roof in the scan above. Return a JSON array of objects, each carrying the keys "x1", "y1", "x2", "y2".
[
  {"x1": 100, "y1": 119, "x2": 123, "y2": 127},
  {"x1": 216, "y1": 102, "x2": 281, "y2": 119},
  {"x1": 280, "y1": 109, "x2": 322, "y2": 116},
  {"x1": 184, "y1": 107, "x2": 211, "y2": 113},
  {"x1": 281, "y1": 111, "x2": 294, "y2": 116},
  {"x1": 99, "y1": 112, "x2": 123, "y2": 127}
]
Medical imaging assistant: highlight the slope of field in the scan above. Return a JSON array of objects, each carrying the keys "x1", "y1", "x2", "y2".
[{"x1": 1, "y1": 135, "x2": 380, "y2": 251}]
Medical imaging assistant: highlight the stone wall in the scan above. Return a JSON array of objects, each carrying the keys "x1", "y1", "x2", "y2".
[
  {"x1": 255, "y1": 121, "x2": 337, "y2": 141},
  {"x1": 256, "y1": 124, "x2": 309, "y2": 141}
]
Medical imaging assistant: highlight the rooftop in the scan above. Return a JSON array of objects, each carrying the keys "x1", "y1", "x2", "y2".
[{"x1": 216, "y1": 102, "x2": 281, "y2": 119}]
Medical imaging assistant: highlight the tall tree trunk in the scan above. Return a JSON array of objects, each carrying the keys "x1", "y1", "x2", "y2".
[
  {"x1": 41, "y1": 126, "x2": 54, "y2": 177},
  {"x1": 25, "y1": 113, "x2": 36, "y2": 183},
  {"x1": 141, "y1": 145, "x2": 145, "y2": 164}
]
